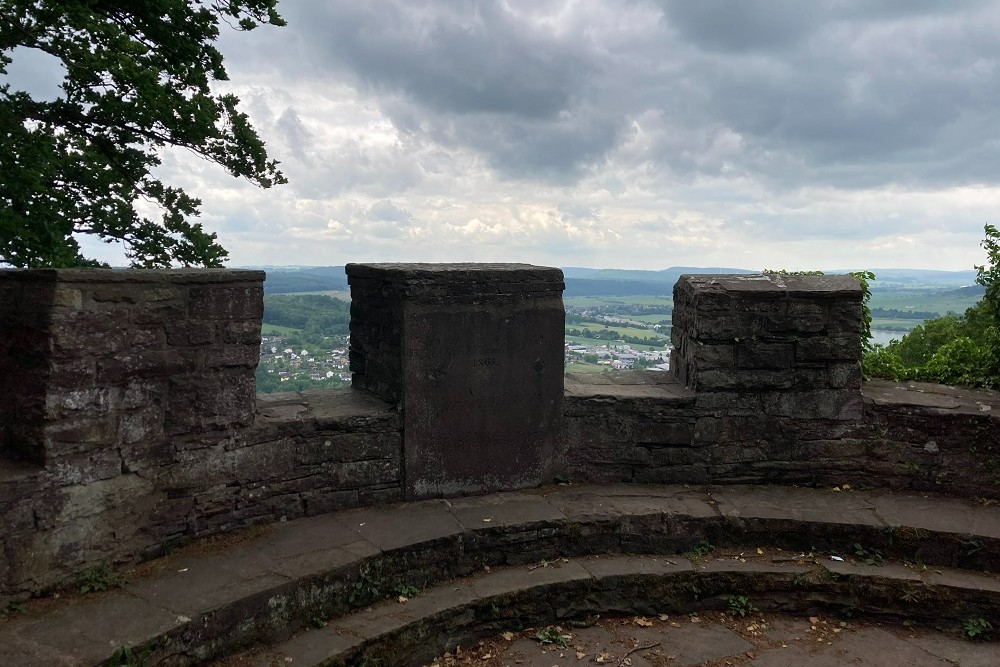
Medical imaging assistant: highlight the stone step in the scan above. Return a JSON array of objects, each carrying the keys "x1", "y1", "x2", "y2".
[
  {"x1": 1, "y1": 484, "x2": 999, "y2": 666},
  {"x1": 242, "y1": 553, "x2": 1000, "y2": 667}
]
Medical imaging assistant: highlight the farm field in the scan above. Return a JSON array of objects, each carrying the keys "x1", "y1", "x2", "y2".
[
  {"x1": 565, "y1": 362, "x2": 608, "y2": 374},
  {"x1": 565, "y1": 295, "x2": 673, "y2": 308},
  {"x1": 274, "y1": 289, "x2": 352, "y2": 301},
  {"x1": 869, "y1": 289, "x2": 981, "y2": 314},
  {"x1": 260, "y1": 324, "x2": 300, "y2": 336}
]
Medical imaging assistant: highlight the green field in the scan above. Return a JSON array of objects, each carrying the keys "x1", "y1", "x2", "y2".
[
  {"x1": 565, "y1": 334, "x2": 665, "y2": 352},
  {"x1": 869, "y1": 290, "x2": 980, "y2": 315},
  {"x1": 565, "y1": 362, "x2": 609, "y2": 374},
  {"x1": 260, "y1": 324, "x2": 300, "y2": 336}
]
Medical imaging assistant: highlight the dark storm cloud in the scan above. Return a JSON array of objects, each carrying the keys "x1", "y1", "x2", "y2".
[
  {"x1": 647, "y1": 0, "x2": 1000, "y2": 188},
  {"x1": 223, "y1": 1, "x2": 1000, "y2": 191}
]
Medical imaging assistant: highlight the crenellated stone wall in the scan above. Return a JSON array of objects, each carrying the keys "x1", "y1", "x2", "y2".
[
  {"x1": 563, "y1": 275, "x2": 999, "y2": 494},
  {"x1": 0, "y1": 265, "x2": 997, "y2": 605}
]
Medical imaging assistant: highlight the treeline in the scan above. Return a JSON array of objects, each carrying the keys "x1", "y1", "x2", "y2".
[
  {"x1": 566, "y1": 327, "x2": 666, "y2": 346},
  {"x1": 263, "y1": 294, "x2": 350, "y2": 334},
  {"x1": 870, "y1": 307, "x2": 940, "y2": 319}
]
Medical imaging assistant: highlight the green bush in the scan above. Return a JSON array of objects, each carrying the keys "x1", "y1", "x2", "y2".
[
  {"x1": 862, "y1": 345, "x2": 907, "y2": 382},
  {"x1": 863, "y1": 224, "x2": 1000, "y2": 389},
  {"x1": 921, "y1": 337, "x2": 991, "y2": 386}
]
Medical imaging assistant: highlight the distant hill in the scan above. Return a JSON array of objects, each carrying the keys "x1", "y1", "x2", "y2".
[
  {"x1": 945, "y1": 284, "x2": 986, "y2": 298},
  {"x1": 836, "y1": 268, "x2": 979, "y2": 289},
  {"x1": 261, "y1": 266, "x2": 347, "y2": 294},
  {"x1": 254, "y1": 265, "x2": 981, "y2": 296},
  {"x1": 563, "y1": 266, "x2": 754, "y2": 283},
  {"x1": 564, "y1": 279, "x2": 673, "y2": 297}
]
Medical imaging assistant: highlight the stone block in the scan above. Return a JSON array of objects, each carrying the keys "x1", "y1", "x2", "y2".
[
  {"x1": 692, "y1": 343, "x2": 734, "y2": 370},
  {"x1": 733, "y1": 341, "x2": 794, "y2": 369},
  {"x1": 206, "y1": 345, "x2": 260, "y2": 369},
  {"x1": 188, "y1": 285, "x2": 264, "y2": 320},
  {"x1": 165, "y1": 320, "x2": 217, "y2": 346},
  {"x1": 347, "y1": 263, "x2": 565, "y2": 499},
  {"x1": 95, "y1": 349, "x2": 199, "y2": 384},
  {"x1": 165, "y1": 371, "x2": 256, "y2": 435},
  {"x1": 796, "y1": 335, "x2": 861, "y2": 362},
  {"x1": 695, "y1": 369, "x2": 796, "y2": 391},
  {"x1": 222, "y1": 320, "x2": 262, "y2": 346}
]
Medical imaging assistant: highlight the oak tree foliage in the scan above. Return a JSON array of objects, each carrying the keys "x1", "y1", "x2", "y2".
[{"x1": 0, "y1": 0, "x2": 286, "y2": 268}]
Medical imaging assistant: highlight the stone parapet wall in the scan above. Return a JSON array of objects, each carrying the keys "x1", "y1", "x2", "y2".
[
  {"x1": 0, "y1": 269, "x2": 402, "y2": 603},
  {"x1": 2, "y1": 265, "x2": 998, "y2": 606},
  {"x1": 562, "y1": 374, "x2": 1000, "y2": 498},
  {"x1": 0, "y1": 388, "x2": 401, "y2": 602}
]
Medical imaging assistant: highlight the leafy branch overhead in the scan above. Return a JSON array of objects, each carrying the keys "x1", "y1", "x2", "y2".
[{"x1": 0, "y1": 0, "x2": 287, "y2": 268}]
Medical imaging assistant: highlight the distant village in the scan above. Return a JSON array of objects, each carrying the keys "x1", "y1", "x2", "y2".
[
  {"x1": 258, "y1": 334, "x2": 352, "y2": 385},
  {"x1": 564, "y1": 342, "x2": 671, "y2": 371}
]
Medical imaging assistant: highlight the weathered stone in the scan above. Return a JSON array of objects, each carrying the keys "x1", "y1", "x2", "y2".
[
  {"x1": 188, "y1": 284, "x2": 264, "y2": 320},
  {"x1": 348, "y1": 263, "x2": 565, "y2": 499}
]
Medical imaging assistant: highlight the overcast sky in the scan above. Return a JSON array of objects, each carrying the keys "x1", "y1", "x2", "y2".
[{"x1": 35, "y1": 1, "x2": 1000, "y2": 269}]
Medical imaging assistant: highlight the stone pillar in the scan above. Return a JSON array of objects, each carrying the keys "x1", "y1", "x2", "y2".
[
  {"x1": 347, "y1": 263, "x2": 564, "y2": 498},
  {"x1": 0, "y1": 269, "x2": 263, "y2": 467},
  {"x1": 672, "y1": 274, "x2": 863, "y2": 421}
]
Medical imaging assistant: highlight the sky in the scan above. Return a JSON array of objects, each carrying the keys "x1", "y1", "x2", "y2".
[{"x1": 13, "y1": 1, "x2": 1000, "y2": 271}]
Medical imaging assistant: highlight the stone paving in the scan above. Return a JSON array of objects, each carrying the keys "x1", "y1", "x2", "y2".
[
  {"x1": 2, "y1": 484, "x2": 1000, "y2": 666},
  {"x1": 453, "y1": 612, "x2": 1000, "y2": 667}
]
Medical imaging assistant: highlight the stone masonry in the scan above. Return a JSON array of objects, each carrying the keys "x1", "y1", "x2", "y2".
[
  {"x1": 0, "y1": 270, "x2": 401, "y2": 603},
  {"x1": 1, "y1": 265, "x2": 998, "y2": 607},
  {"x1": 347, "y1": 263, "x2": 565, "y2": 498},
  {"x1": 672, "y1": 273, "x2": 863, "y2": 421},
  {"x1": 0, "y1": 269, "x2": 263, "y2": 467}
]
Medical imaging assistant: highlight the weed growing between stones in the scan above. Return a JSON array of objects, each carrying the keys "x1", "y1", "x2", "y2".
[
  {"x1": 78, "y1": 562, "x2": 125, "y2": 594},
  {"x1": 963, "y1": 617, "x2": 993, "y2": 639},
  {"x1": 394, "y1": 583, "x2": 419, "y2": 599},
  {"x1": 534, "y1": 625, "x2": 570, "y2": 648},
  {"x1": 684, "y1": 540, "x2": 715, "y2": 558},
  {"x1": 0, "y1": 601, "x2": 24, "y2": 621},
  {"x1": 108, "y1": 643, "x2": 152, "y2": 667},
  {"x1": 349, "y1": 564, "x2": 385, "y2": 606},
  {"x1": 725, "y1": 595, "x2": 758, "y2": 618},
  {"x1": 852, "y1": 543, "x2": 885, "y2": 566}
]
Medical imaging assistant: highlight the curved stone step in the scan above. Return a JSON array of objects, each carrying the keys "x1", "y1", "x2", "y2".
[
  {"x1": 1, "y1": 484, "x2": 999, "y2": 666},
  {"x1": 240, "y1": 553, "x2": 1000, "y2": 667}
]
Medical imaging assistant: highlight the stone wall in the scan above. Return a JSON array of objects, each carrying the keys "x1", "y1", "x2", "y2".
[
  {"x1": 672, "y1": 274, "x2": 863, "y2": 421},
  {"x1": 0, "y1": 270, "x2": 401, "y2": 602},
  {"x1": 563, "y1": 273, "x2": 999, "y2": 497},
  {"x1": 2, "y1": 266, "x2": 998, "y2": 605},
  {"x1": 563, "y1": 374, "x2": 1000, "y2": 497},
  {"x1": 0, "y1": 269, "x2": 263, "y2": 468}
]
